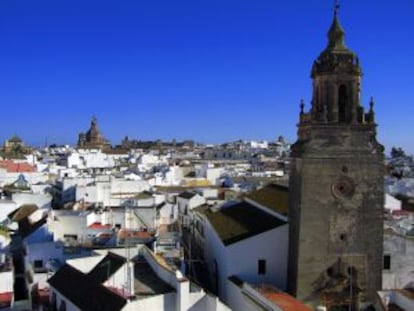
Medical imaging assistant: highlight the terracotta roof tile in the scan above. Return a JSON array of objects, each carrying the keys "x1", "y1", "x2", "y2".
[
  {"x1": 88, "y1": 222, "x2": 111, "y2": 229},
  {"x1": 0, "y1": 292, "x2": 12, "y2": 308},
  {"x1": 0, "y1": 160, "x2": 35, "y2": 173},
  {"x1": 254, "y1": 285, "x2": 312, "y2": 311}
]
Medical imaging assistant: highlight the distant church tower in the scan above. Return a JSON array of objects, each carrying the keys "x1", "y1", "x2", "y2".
[{"x1": 288, "y1": 5, "x2": 384, "y2": 310}]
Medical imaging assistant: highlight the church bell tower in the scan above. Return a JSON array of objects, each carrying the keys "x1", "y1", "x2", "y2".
[{"x1": 288, "y1": 5, "x2": 384, "y2": 309}]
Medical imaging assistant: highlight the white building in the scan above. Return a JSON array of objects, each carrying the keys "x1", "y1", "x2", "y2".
[
  {"x1": 67, "y1": 149, "x2": 118, "y2": 169},
  {"x1": 249, "y1": 140, "x2": 268, "y2": 149},
  {"x1": 384, "y1": 193, "x2": 402, "y2": 213},
  {"x1": 48, "y1": 246, "x2": 230, "y2": 311},
  {"x1": 184, "y1": 183, "x2": 290, "y2": 309},
  {"x1": 12, "y1": 192, "x2": 52, "y2": 211},
  {"x1": 75, "y1": 176, "x2": 151, "y2": 207},
  {"x1": 56, "y1": 176, "x2": 95, "y2": 204},
  {"x1": 0, "y1": 271, "x2": 13, "y2": 307},
  {"x1": 195, "y1": 163, "x2": 224, "y2": 186},
  {"x1": 0, "y1": 167, "x2": 47, "y2": 187},
  {"x1": 177, "y1": 192, "x2": 206, "y2": 228},
  {"x1": 0, "y1": 199, "x2": 17, "y2": 222},
  {"x1": 383, "y1": 231, "x2": 414, "y2": 290},
  {"x1": 137, "y1": 153, "x2": 169, "y2": 173},
  {"x1": 150, "y1": 166, "x2": 185, "y2": 187},
  {"x1": 377, "y1": 289, "x2": 414, "y2": 311},
  {"x1": 156, "y1": 202, "x2": 178, "y2": 226},
  {"x1": 192, "y1": 200, "x2": 288, "y2": 308}
]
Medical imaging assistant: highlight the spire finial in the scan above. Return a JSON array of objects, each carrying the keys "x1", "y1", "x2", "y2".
[
  {"x1": 327, "y1": 0, "x2": 346, "y2": 50},
  {"x1": 300, "y1": 99, "x2": 305, "y2": 115},
  {"x1": 365, "y1": 96, "x2": 376, "y2": 123},
  {"x1": 91, "y1": 115, "x2": 97, "y2": 128},
  {"x1": 334, "y1": 0, "x2": 340, "y2": 17}
]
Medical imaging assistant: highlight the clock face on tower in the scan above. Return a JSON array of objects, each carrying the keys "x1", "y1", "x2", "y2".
[{"x1": 331, "y1": 176, "x2": 355, "y2": 199}]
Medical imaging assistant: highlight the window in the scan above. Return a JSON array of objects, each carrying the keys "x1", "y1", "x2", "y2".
[
  {"x1": 258, "y1": 259, "x2": 266, "y2": 275},
  {"x1": 338, "y1": 84, "x2": 348, "y2": 123},
  {"x1": 33, "y1": 260, "x2": 43, "y2": 270},
  {"x1": 63, "y1": 234, "x2": 78, "y2": 241},
  {"x1": 383, "y1": 254, "x2": 391, "y2": 270}
]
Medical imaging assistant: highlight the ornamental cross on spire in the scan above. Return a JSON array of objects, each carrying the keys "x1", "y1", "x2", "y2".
[{"x1": 334, "y1": 0, "x2": 340, "y2": 16}]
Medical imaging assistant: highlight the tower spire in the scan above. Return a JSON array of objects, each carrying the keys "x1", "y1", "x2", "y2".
[{"x1": 327, "y1": 0, "x2": 346, "y2": 50}]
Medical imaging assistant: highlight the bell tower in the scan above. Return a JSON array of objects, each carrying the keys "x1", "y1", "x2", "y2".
[{"x1": 288, "y1": 4, "x2": 384, "y2": 310}]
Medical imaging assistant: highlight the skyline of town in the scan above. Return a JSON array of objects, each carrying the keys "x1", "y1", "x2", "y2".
[
  {"x1": 0, "y1": 1, "x2": 413, "y2": 153},
  {"x1": 1, "y1": 2, "x2": 414, "y2": 310}
]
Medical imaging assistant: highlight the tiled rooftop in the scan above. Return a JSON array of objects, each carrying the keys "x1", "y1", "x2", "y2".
[
  {"x1": 88, "y1": 222, "x2": 111, "y2": 229},
  {"x1": 0, "y1": 160, "x2": 35, "y2": 173},
  {"x1": 200, "y1": 201, "x2": 287, "y2": 245},
  {"x1": 247, "y1": 182, "x2": 289, "y2": 216},
  {"x1": 8, "y1": 204, "x2": 38, "y2": 222},
  {"x1": 252, "y1": 284, "x2": 311, "y2": 311},
  {"x1": 88, "y1": 252, "x2": 126, "y2": 283},
  {"x1": 0, "y1": 292, "x2": 12, "y2": 308},
  {"x1": 133, "y1": 256, "x2": 175, "y2": 299},
  {"x1": 48, "y1": 264, "x2": 127, "y2": 311}
]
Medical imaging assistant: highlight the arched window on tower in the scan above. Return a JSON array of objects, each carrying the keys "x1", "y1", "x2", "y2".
[{"x1": 338, "y1": 85, "x2": 348, "y2": 123}]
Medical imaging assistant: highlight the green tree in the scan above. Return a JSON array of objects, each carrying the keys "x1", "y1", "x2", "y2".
[{"x1": 391, "y1": 146, "x2": 406, "y2": 158}]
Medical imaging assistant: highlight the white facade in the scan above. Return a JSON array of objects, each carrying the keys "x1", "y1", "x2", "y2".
[
  {"x1": 57, "y1": 168, "x2": 78, "y2": 179},
  {"x1": 195, "y1": 206, "x2": 289, "y2": 309},
  {"x1": 76, "y1": 176, "x2": 151, "y2": 207},
  {"x1": 31, "y1": 183, "x2": 52, "y2": 194},
  {"x1": 48, "y1": 210, "x2": 89, "y2": 243},
  {"x1": 385, "y1": 193, "x2": 402, "y2": 212},
  {"x1": 59, "y1": 176, "x2": 95, "y2": 204},
  {"x1": 0, "y1": 200, "x2": 17, "y2": 222},
  {"x1": 0, "y1": 169, "x2": 48, "y2": 187},
  {"x1": 157, "y1": 202, "x2": 178, "y2": 226},
  {"x1": 177, "y1": 194, "x2": 206, "y2": 227},
  {"x1": 151, "y1": 166, "x2": 185, "y2": 186},
  {"x1": 383, "y1": 232, "x2": 414, "y2": 289},
  {"x1": 0, "y1": 271, "x2": 13, "y2": 294},
  {"x1": 137, "y1": 153, "x2": 169, "y2": 173},
  {"x1": 205, "y1": 223, "x2": 288, "y2": 301},
  {"x1": 177, "y1": 194, "x2": 206, "y2": 214},
  {"x1": 12, "y1": 192, "x2": 52, "y2": 210},
  {"x1": 249, "y1": 140, "x2": 268, "y2": 149},
  {"x1": 195, "y1": 164, "x2": 224, "y2": 186},
  {"x1": 67, "y1": 150, "x2": 116, "y2": 169},
  {"x1": 378, "y1": 290, "x2": 414, "y2": 311}
]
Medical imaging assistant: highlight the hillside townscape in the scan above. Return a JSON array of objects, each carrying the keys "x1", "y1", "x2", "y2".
[{"x1": 1, "y1": 3, "x2": 413, "y2": 311}]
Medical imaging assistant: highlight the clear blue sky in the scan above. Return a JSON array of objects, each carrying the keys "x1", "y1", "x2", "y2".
[{"x1": 0, "y1": 0, "x2": 413, "y2": 154}]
